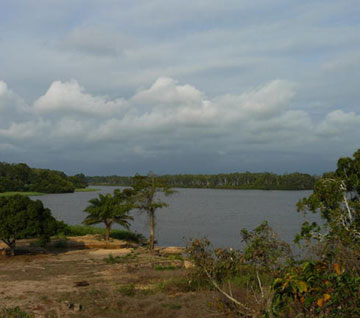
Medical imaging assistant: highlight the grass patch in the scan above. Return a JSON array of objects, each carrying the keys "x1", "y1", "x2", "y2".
[
  {"x1": 1, "y1": 306, "x2": 34, "y2": 318},
  {"x1": 231, "y1": 265, "x2": 275, "y2": 289},
  {"x1": 60, "y1": 225, "x2": 146, "y2": 244},
  {"x1": 104, "y1": 252, "x2": 138, "y2": 264},
  {"x1": 0, "y1": 192, "x2": 45, "y2": 197},
  {"x1": 162, "y1": 303, "x2": 182, "y2": 310},
  {"x1": 52, "y1": 239, "x2": 69, "y2": 249},
  {"x1": 155, "y1": 277, "x2": 201, "y2": 293},
  {"x1": 74, "y1": 188, "x2": 99, "y2": 192},
  {"x1": 118, "y1": 284, "x2": 136, "y2": 297},
  {"x1": 166, "y1": 254, "x2": 183, "y2": 261},
  {"x1": 154, "y1": 265, "x2": 177, "y2": 271}
]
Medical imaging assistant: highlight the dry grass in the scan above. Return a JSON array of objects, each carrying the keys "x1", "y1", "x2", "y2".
[{"x1": 0, "y1": 246, "x2": 218, "y2": 318}]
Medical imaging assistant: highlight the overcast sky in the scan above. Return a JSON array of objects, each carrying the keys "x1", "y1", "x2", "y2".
[{"x1": 1, "y1": 0, "x2": 359, "y2": 176}]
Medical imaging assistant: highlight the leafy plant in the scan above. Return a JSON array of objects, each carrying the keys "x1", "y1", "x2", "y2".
[
  {"x1": 270, "y1": 261, "x2": 360, "y2": 317},
  {"x1": 241, "y1": 221, "x2": 292, "y2": 272},
  {"x1": 296, "y1": 149, "x2": 360, "y2": 272}
]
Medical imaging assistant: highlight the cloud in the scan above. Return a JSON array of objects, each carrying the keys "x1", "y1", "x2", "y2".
[
  {"x1": 0, "y1": 81, "x2": 28, "y2": 113},
  {"x1": 0, "y1": 76, "x2": 358, "y2": 176},
  {"x1": 317, "y1": 110, "x2": 360, "y2": 137},
  {"x1": 33, "y1": 80, "x2": 129, "y2": 117}
]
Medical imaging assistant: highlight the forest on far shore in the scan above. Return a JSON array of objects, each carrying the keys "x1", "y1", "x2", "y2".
[
  {"x1": 87, "y1": 171, "x2": 316, "y2": 190},
  {"x1": 0, "y1": 162, "x2": 87, "y2": 193}
]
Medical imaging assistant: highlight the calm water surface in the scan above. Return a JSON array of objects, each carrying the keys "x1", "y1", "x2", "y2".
[{"x1": 31, "y1": 187, "x2": 316, "y2": 248}]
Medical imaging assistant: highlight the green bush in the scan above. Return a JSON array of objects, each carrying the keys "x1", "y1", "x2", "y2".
[{"x1": 271, "y1": 261, "x2": 360, "y2": 318}]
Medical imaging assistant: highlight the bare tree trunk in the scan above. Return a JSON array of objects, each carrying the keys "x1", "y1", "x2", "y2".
[
  {"x1": 149, "y1": 210, "x2": 155, "y2": 254},
  {"x1": 10, "y1": 244, "x2": 15, "y2": 256},
  {"x1": 5, "y1": 240, "x2": 16, "y2": 256},
  {"x1": 105, "y1": 221, "x2": 111, "y2": 241}
]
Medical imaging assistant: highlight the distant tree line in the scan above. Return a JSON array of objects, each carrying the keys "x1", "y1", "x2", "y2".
[
  {"x1": 0, "y1": 162, "x2": 88, "y2": 193},
  {"x1": 87, "y1": 172, "x2": 316, "y2": 190}
]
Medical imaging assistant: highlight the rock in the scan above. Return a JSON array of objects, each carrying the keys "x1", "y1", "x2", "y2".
[{"x1": 73, "y1": 303, "x2": 82, "y2": 312}]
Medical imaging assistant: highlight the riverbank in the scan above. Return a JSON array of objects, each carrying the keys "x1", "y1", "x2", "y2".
[
  {"x1": 0, "y1": 188, "x2": 99, "y2": 198},
  {"x1": 0, "y1": 191, "x2": 45, "y2": 197}
]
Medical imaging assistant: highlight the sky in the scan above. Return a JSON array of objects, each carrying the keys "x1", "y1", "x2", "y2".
[{"x1": 0, "y1": 0, "x2": 360, "y2": 176}]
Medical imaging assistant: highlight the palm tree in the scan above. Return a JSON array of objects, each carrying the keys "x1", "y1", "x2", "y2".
[{"x1": 83, "y1": 190, "x2": 134, "y2": 241}]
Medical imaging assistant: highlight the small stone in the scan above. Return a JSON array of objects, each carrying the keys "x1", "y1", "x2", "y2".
[{"x1": 73, "y1": 303, "x2": 82, "y2": 312}]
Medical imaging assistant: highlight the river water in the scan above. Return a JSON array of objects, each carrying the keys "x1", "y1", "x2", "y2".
[{"x1": 31, "y1": 186, "x2": 316, "y2": 249}]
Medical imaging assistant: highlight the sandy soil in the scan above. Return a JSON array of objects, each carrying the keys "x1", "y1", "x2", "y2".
[{"x1": 0, "y1": 238, "x2": 216, "y2": 318}]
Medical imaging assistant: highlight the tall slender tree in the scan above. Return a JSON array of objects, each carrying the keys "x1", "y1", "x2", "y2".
[
  {"x1": 132, "y1": 173, "x2": 174, "y2": 254},
  {"x1": 83, "y1": 189, "x2": 134, "y2": 241}
]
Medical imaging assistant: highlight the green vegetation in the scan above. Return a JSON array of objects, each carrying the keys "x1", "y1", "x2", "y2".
[
  {"x1": 162, "y1": 303, "x2": 182, "y2": 310},
  {"x1": 185, "y1": 149, "x2": 360, "y2": 317},
  {"x1": 0, "y1": 306, "x2": 34, "y2": 318},
  {"x1": 154, "y1": 265, "x2": 177, "y2": 271},
  {"x1": 132, "y1": 174, "x2": 175, "y2": 254},
  {"x1": 60, "y1": 225, "x2": 145, "y2": 243},
  {"x1": 118, "y1": 284, "x2": 136, "y2": 297},
  {"x1": 0, "y1": 162, "x2": 88, "y2": 194},
  {"x1": 0, "y1": 195, "x2": 59, "y2": 255},
  {"x1": 87, "y1": 171, "x2": 316, "y2": 190},
  {"x1": 104, "y1": 252, "x2": 138, "y2": 264},
  {"x1": 82, "y1": 189, "x2": 134, "y2": 241},
  {"x1": 0, "y1": 191, "x2": 45, "y2": 197}
]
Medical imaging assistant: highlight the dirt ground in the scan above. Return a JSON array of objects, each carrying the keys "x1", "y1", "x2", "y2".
[{"x1": 0, "y1": 239, "x2": 219, "y2": 318}]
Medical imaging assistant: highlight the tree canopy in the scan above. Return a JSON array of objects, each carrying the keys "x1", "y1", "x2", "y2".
[
  {"x1": 86, "y1": 171, "x2": 316, "y2": 190},
  {"x1": 0, "y1": 162, "x2": 88, "y2": 193},
  {"x1": 0, "y1": 195, "x2": 59, "y2": 255},
  {"x1": 296, "y1": 149, "x2": 360, "y2": 262}
]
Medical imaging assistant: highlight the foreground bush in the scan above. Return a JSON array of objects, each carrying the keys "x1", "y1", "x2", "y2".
[
  {"x1": 271, "y1": 261, "x2": 360, "y2": 318},
  {"x1": 186, "y1": 149, "x2": 360, "y2": 317}
]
